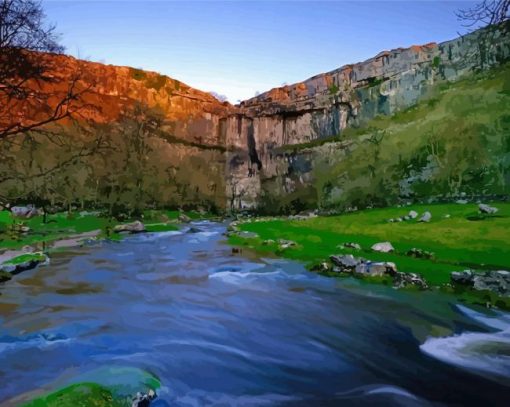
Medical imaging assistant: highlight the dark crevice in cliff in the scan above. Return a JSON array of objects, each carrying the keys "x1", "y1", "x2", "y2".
[{"x1": 246, "y1": 120, "x2": 262, "y2": 172}]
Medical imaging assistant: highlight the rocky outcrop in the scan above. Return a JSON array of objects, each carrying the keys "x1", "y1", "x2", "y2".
[{"x1": 451, "y1": 269, "x2": 510, "y2": 296}]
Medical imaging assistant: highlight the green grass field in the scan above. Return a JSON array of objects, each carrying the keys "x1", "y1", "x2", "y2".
[{"x1": 230, "y1": 203, "x2": 510, "y2": 286}]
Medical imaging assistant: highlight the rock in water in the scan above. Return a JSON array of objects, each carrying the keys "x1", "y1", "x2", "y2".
[
  {"x1": 371, "y1": 242, "x2": 394, "y2": 253},
  {"x1": 419, "y1": 211, "x2": 432, "y2": 222},
  {"x1": 479, "y1": 203, "x2": 498, "y2": 214},
  {"x1": 113, "y1": 221, "x2": 146, "y2": 234},
  {"x1": 132, "y1": 389, "x2": 157, "y2": 407}
]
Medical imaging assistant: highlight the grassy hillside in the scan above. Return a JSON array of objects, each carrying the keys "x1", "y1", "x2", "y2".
[{"x1": 263, "y1": 63, "x2": 510, "y2": 213}]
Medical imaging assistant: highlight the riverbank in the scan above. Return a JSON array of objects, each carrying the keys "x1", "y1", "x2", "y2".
[
  {"x1": 228, "y1": 202, "x2": 510, "y2": 309},
  {"x1": 0, "y1": 209, "x2": 217, "y2": 283}
]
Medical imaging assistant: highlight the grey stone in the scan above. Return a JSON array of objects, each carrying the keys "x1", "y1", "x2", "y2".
[
  {"x1": 408, "y1": 210, "x2": 418, "y2": 219},
  {"x1": 113, "y1": 221, "x2": 146, "y2": 234},
  {"x1": 330, "y1": 254, "x2": 363, "y2": 271},
  {"x1": 371, "y1": 242, "x2": 394, "y2": 253},
  {"x1": 132, "y1": 389, "x2": 157, "y2": 407},
  {"x1": 451, "y1": 270, "x2": 474, "y2": 285},
  {"x1": 419, "y1": 211, "x2": 432, "y2": 222},
  {"x1": 479, "y1": 203, "x2": 498, "y2": 214},
  {"x1": 473, "y1": 270, "x2": 510, "y2": 296},
  {"x1": 11, "y1": 205, "x2": 39, "y2": 219},
  {"x1": 393, "y1": 272, "x2": 428, "y2": 289}
]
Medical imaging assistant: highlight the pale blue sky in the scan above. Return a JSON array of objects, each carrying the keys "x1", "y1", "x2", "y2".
[{"x1": 43, "y1": 1, "x2": 477, "y2": 102}]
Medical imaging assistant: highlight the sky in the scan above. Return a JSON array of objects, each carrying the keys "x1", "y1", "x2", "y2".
[{"x1": 43, "y1": 1, "x2": 478, "y2": 102}]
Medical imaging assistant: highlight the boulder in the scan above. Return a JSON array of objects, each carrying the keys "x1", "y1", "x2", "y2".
[
  {"x1": 329, "y1": 254, "x2": 363, "y2": 272},
  {"x1": 11, "y1": 205, "x2": 39, "y2": 219},
  {"x1": 371, "y1": 242, "x2": 394, "y2": 253},
  {"x1": 451, "y1": 270, "x2": 474, "y2": 285},
  {"x1": 419, "y1": 211, "x2": 432, "y2": 222},
  {"x1": 393, "y1": 272, "x2": 428, "y2": 289},
  {"x1": 178, "y1": 213, "x2": 191, "y2": 223},
  {"x1": 113, "y1": 221, "x2": 146, "y2": 234},
  {"x1": 356, "y1": 261, "x2": 397, "y2": 276},
  {"x1": 473, "y1": 270, "x2": 510, "y2": 296},
  {"x1": 408, "y1": 210, "x2": 418, "y2": 219},
  {"x1": 479, "y1": 203, "x2": 498, "y2": 215},
  {"x1": 262, "y1": 239, "x2": 275, "y2": 245},
  {"x1": 187, "y1": 227, "x2": 202, "y2": 233}
]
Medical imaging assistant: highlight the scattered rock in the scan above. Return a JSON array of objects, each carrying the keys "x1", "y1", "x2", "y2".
[
  {"x1": 371, "y1": 242, "x2": 394, "y2": 253},
  {"x1": 396, "y1": 217, "x2": 403, "y2": 222},
  {"x1": 178, "y1": 213, "x2": 191, "y2": 223},
  {"x1": 473, "y1": 270, "x2": 510, "y2": 296},
  {"x1": 262, "y1": 239, "x2": 275, "y2": 245},
  {"x1": 132, "y1": 389, "x2": 157, "y2": 407},
  {"x1": 451, "y1": 270, "x2": 474, "y2": 285},
  {"x1": 113, "y1": 221, "x2": 146, "y2": 234},
  {"x1": 19, "y1": 225, "x2": 31, "y2": 233},
  {"x1": 388, "y1": 218, "x2": 395, "y2": 223},
  {"x1": 355, "y1": 261, "x2": 397, "y2": 276},
  {"x1": 187, "y1": 227, "x2": 202, "y2": 233},
  {"x1": 479, "y1": 203, "x2": 498, "y2": 215},
  {"x1": 419, "y1": 211, "x2": 432, "y2": 222},
  {"x1": 393, "y1": 272, "x2": 428, "y2": 289},
  {"x1": 406, "y1": 248, "x2": 434, "y2": 259},
  {"x1": 408, "y1": 210, "x2": 418, "y2": 219},
  {"x1": 277, "y1": 239, "x2": 297, "y2": 249},
  {"x1": 342, "y1": 242, "x2": 361, "y2": 250},
  {"x1": 11, "y1": 205, "x2": 39, "y2": 219},
  {"x1": 329, "y1": 254, "x2": 361, "y2": 271}
]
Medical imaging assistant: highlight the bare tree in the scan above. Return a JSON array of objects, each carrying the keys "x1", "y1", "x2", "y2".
[
  {"x1": 456, "y1": 0, "x2": 509, "y2": 28},
  {"x1": 0, "y1": 0, "x2": 86, "y2": 139},
  {"x1": 456, "y1": 0, "x2": 509, "y2": 69}
]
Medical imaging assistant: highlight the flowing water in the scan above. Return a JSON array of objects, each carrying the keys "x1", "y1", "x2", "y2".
[{"x1": 0, "y1": 222, "x2": 509, "y2": 406}]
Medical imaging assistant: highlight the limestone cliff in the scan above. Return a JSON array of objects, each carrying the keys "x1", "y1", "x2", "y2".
[
  {"x1": 2, "y1": 24, "x2": 509, "y2": 212},
  {"x1": 225, "y1": 23, "x2": 510, "y2": 210}
]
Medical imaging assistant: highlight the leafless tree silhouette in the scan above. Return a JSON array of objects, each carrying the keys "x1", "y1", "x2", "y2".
[{"x1": 0, "y1": 0, "x2": 87, "y2": 139}]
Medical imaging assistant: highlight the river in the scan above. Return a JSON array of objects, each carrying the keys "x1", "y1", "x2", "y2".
[{"x1": 0, "y1": 222, "x2": 509, "y2": 406}]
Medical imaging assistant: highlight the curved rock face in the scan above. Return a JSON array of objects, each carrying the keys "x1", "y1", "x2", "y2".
[
  {"x1": 2, "y1": 24, "x2": 508, "y2": 212},
  {"x1": 224, "y1": 23, "x2": 510, "y2": 210}
]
